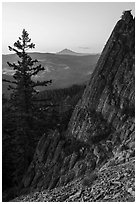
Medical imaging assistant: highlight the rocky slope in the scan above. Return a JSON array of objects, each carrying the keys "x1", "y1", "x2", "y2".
[
  {"x1": 12, "y1": 11, "x2": 135, "y2": 202},
  {"x1": 13, "y1": 155, "x2": 135, "y2": 202}
]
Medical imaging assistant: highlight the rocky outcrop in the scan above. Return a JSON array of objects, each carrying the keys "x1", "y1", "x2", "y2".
[
  {"x1": 18, "y1": 11, "x2": 135, "y2": 201},
  {"x1": 14, "y1": 155, "x2": 135, "y2": 202},
  {"x1": 67, "y1": 10, "x2": 134, "y2": 143}
]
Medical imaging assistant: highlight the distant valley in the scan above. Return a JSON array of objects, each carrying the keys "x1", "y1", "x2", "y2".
[{"x1": 2, "y1": 49, "x2": 100, "y2": 96}]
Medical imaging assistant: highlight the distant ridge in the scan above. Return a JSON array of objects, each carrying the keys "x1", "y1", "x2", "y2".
[
  {"x1": 56, "y1": 48, "x2": 92, "y2": 56},
  {"x1": 2, "y1": 51, "x2": 100, "y2": 96}
]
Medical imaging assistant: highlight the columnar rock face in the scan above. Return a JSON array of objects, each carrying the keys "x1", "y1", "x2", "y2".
[
  {"x1": 67, "y1": 10, "x2": 134, "y2": 143},
  {"x1": 21, "y1": 11, "x2": 135, "y2": 200}
]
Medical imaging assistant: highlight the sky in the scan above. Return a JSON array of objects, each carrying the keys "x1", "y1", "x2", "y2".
[{"x1": 2, "y1": 2, "x2": 135, "y2": 54}]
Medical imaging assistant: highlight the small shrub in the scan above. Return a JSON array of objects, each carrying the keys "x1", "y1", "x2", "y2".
[{"x1": 82, "y1": 173, "x2": 98, "y2": 187}]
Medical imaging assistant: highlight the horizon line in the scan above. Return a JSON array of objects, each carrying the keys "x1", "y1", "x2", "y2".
[{"x1": 2, "y1": 49, "x2": 101, "y2": 55}]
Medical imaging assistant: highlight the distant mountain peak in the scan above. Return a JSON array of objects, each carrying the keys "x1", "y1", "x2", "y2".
[
  {"x1": 56, "y1": 48, "x2": 93, "y2": 56},
  {"x1": 57, "y1": 48, "x2": 78, "y2": 55}
]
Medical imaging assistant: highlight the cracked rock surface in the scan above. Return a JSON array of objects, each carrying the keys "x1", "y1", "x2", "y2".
[{"x1": 13, "y1": 154, "x2": 135, "y2": 202}]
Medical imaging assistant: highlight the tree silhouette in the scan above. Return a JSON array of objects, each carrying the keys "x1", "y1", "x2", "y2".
[
  {"x1": 3, "y1": 29, "x2": 51, "y2": 115},
  {"x1": 3, "y1": 29, "x2": 52, "y2": 181}
]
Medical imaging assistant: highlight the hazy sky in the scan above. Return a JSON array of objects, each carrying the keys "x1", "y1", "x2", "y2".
[{"x1": 2, "y1": 2, "x2": 135, "y2": 54}]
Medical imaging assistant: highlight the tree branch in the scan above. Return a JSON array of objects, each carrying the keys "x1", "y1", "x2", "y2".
[
  {"x1": 32, "y1": 80, "x2": 52, "y2": 87},
  {"x1": 8, "y1": 85, "x2": 16, "y2": 90},
  {"x1": 2, "y1": 78, "x2": 17, "y2": 84}
]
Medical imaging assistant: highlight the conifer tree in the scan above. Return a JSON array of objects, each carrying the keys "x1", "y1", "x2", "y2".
[
  {"x1": 3, "y1": 29, "x2": 52, "y2": 179},
  {"x1": 3, "y1": 29, "x2": 51, "y2": 116}
]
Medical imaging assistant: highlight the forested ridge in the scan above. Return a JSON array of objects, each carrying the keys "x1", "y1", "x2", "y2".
[{"x1": 2, "y1": 83, "x2": 85, "y2": 201}]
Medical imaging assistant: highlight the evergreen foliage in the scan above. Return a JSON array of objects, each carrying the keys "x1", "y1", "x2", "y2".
[
  {"x1": 3, "y1": 29, "x2": 52, "y2": 142},
  {"x1": 2, "y1": 29, "x2": 52, "y2": 187},
  {"x1": 3, "y1": 29, "x2": 51, "y2": 114}
]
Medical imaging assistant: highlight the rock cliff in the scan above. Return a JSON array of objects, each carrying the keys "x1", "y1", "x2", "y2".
[{"x1": 14, "y1": 11, "x2": 135, "y2": 202}]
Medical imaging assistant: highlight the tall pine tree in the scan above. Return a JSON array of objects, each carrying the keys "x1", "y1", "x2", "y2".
[
  {"x1": 3, "y1": 29, "x2": 51, "y2": 116},
  {"x1": 3, "y1": 29, "x2": 52, "y2": 182}
]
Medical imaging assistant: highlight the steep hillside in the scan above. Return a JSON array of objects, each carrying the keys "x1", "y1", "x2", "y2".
[{"x1": 11, "y1": 11, "x2": 135, "y2": 202}]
